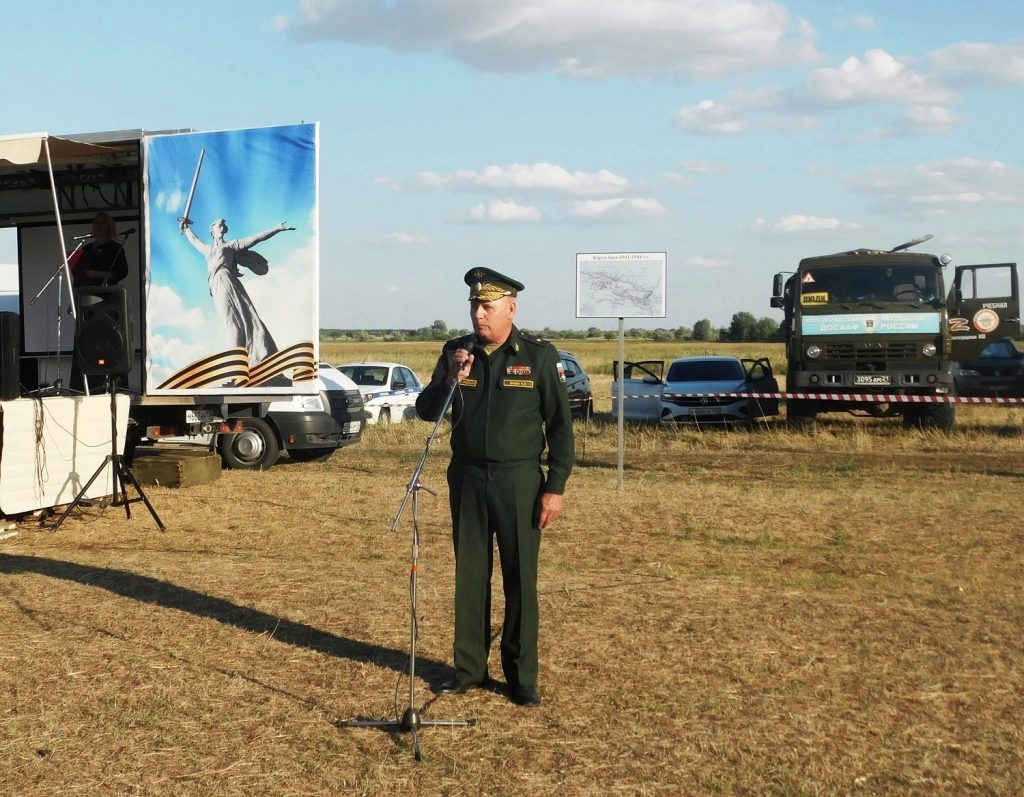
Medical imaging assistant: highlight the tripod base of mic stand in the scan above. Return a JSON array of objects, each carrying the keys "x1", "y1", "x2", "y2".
[
  {"x1": 340, "y1": 709, "x2": 476, "y2": 761},
  {"x1": 50, "y1": 453, "x2": 166, "y2": 533}
]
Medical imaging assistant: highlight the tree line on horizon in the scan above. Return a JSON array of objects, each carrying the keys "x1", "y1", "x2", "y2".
[{"x1": 321, "y1": 312, "x2": 782, "y2": 343}]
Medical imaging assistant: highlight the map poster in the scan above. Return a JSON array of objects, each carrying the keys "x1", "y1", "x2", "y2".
[{"x1": 576, "y1": 252, "x2": 667, "y2": 318}]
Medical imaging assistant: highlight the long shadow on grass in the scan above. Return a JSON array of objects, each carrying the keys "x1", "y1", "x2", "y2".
[{"x1": 0, "y1": 553, "x2": 445, "y2": 676}]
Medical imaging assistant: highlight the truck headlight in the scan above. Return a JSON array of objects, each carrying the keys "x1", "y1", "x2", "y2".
[
  {"x1": 806, "y1": 344, "x2": 822, "y2": 359},
  {"x1": 300, "y1": 394, "x2": 325, "y2": 411},
  {"x1": 922, "y1": 343, "x2": 937, "y2": 357}
]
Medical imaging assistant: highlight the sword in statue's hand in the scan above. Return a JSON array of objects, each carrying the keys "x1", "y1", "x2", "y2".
[{"x1": 178, "y1": 147, "x2": 205, "y2": 231}]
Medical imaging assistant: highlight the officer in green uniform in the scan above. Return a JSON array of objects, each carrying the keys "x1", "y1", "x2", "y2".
[{"x1": 417, "y1": 267, "x2": 575, "y2": 707}]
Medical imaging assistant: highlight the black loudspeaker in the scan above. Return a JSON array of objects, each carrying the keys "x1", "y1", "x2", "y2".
[
  {"x1": 0, "y1": 311, "x2": 20, "y2": 400},
  {"x1": 76, "y1": 286, "x2": 132, "y2": 377}
]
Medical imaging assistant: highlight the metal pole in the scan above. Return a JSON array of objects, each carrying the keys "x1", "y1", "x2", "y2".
[{"x1": 617, "y1": 317, "x2": 624, "y2": 490}]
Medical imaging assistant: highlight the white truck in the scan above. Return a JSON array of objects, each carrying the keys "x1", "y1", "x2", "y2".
[{"x1": 0, "y1": 124, "x2": 355, "y2": 513}]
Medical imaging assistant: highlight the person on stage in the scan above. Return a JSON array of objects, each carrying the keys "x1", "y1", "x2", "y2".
[
  {"x1": 74, "y1": 212, "x2": 128, "y2": 287},
  {"x1": 416, "y1": 267, "x2": 575, "y2": 707},
  {"x1": 69, "y1": 213, "x2": 130, "y2": 393}
]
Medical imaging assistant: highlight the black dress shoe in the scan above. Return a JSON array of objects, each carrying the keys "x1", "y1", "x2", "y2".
[
  {"x1": 510, "y1": 684, "x2": 541, "y2": 707},
  {"x1": 432, "y1": 674, "x2": 481, "y2": 695}
]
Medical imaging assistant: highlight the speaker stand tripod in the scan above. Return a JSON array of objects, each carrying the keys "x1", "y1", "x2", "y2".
[
  {"x1": 50, "y1": 376, "x2": 165, "y2": 533},
  {"x1": 340, "y1": 374, "x2": 474, "y2": 761}
]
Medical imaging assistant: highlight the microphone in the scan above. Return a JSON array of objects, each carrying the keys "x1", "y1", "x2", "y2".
[
  {"x1": 463, "y1": 333, "x2": 477, "y2": 350},
  {"x1": 118, "y1": 228, "x2": 137, "y2": 237},
  {"x1": 72, "y1": 232, "x2": 94, "y2": 240}
]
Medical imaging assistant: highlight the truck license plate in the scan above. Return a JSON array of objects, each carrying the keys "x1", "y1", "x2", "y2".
[
  {"x1": 186, "y1": 409, "x2": 217, "y2": 423},
  {"x1": 853, "y1": 375, "x2": 891, "y2": 386},
  {"x1": 343, "y1": 421, "x2": 361, "y2": 434}
]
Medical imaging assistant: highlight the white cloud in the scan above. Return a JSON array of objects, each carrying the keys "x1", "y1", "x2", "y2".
[
  {"x1": 155, "y1": 188, "x2": 184, "y2": 214},
  {"x1": 834, "y1": 14, "x2": 878, "y2": 32},
  {"x1": 568, "y1": 197, "x2": 668, "y2": 219},
  {"x1": 849, "y1": 158, "x2": 1024, "y2": 212},
  {"x1": 803, "y1": 49, "x2": 952, "y2": 105},
  {"x1": 903, "y1": 105, "x2": 961, "y2": 134},
  {"x1": 687, "y1": 255, "x2": 731, "y2": 269},
  {"x1": 932, "y1": 40, "x2": 1024, "y2": 85},
  {"x1": 147, "y1": 283, "x2": 206, "y2": 331},
  {"x1": 374, "y1": 176, "x2": 401, "y2": 192},
  {"x1": 754, "y1": 215, "x2": 861, "y2": 234},
  {"x1": 677, "y1": 100, "x2": 746, "y2": 134},
  {"x1": 468, "y1": 200, "x2": 543, "y2": 222},
  {"x1": 280, "y1": 0, "x2": 819, "y2": 79},
  {"x1": 682, "y1": 160, "x2": 732, "y2": 174},
  {"x1": 397, "y1": 163, "x2": 630, "y2": 196},
  {"x1": 370, "y1": 232, "x2": 433, "y2": 245},
  {"x1": 146, "y1": 332, "x2": 220, "y2": 388},
  {"x1": 663, "y1": 172, "x2": 695, "y2": 189},
  {"x1": 680, "y1": 48, "x2": 956, "y2": 137}
]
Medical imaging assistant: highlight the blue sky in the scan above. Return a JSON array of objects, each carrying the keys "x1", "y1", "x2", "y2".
[{"x1": 1, "y1": 1, "x2": 1022, "y2": 332}]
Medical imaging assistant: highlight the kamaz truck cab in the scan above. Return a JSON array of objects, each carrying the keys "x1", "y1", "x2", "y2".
[{"x1": 771, "y1": 235, "x2": 1020, "y2": 430}]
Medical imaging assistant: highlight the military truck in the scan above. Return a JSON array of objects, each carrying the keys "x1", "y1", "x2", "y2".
[{"x1": 770, "y1": 235, "x2": 1020, "y2": 430}]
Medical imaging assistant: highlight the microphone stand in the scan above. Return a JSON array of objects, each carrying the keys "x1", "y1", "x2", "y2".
[{"x1": 341, "y1": 364, "x2": 475, "y2": 761}]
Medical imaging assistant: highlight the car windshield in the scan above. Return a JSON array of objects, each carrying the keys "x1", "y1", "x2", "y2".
[
  {"x1": 800, "y1": 265, "x2": 938, "y2": 304},
  {"x1": 339, "y1": 365, "x2": 389, "y2": 386},
  {"x1": 667, "y1": 360, "x2": 744, "y2": 382},
  {"x1": 980, "y1": 340, "x2": 1018, "y2": 358}
]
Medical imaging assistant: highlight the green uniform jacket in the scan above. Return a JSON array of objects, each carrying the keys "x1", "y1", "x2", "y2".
[{"x1": 416, "y1": 327, "x2": 575, "y2": 494}]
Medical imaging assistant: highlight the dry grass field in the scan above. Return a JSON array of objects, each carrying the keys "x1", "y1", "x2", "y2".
[{"x1": 1, "y1": 341, "x2": 1022, "y2": 795}]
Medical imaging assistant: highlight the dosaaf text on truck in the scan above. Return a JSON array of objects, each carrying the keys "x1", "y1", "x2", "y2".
[{"x1": 770, "y1": 234, "x2": 1020, "y2": 431}]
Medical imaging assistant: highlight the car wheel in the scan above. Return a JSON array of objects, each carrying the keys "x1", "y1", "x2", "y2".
[
  {"x1": 219, "y1": 418, "x2": 281, "y2": 470},
  {"x1": 288, "y1": 448, "x2": 335, "y2": 463},
  {"x1": 580, "y1": 397, "x2": 593, "y2": 421},
  {"x1": 379, "y1": 407, "x2": 392, "y2": 424}
]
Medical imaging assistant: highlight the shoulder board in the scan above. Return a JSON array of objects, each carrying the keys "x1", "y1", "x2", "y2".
[{"x1": 519, "y1": 331, "x2": 548, "y2": 347}]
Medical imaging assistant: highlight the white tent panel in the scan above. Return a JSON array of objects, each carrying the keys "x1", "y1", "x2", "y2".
[{"x1": 0, "y1": 395, "x2": 128, "y2": 515}]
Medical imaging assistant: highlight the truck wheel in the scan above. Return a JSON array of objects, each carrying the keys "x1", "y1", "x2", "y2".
[
  {"x1": 904, "y1": 401, "x2": 956, "y2": 431},
  {"x1": 288, "y1": 448, "x2": 335, "y2": 463},
  {"x1": 219, "y1": 418, "x2": 280, "y2": 470},
  {"x1": 787, "y1": 399, "x2": 817, "y2": 432},
  {"x1": 921, "y1": 401, "x2": 956, "y2": 431}
]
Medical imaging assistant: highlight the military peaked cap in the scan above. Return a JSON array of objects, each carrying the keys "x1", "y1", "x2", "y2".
[{"x1": 465, "y1": 267, "x2": 525, "y2": 301}]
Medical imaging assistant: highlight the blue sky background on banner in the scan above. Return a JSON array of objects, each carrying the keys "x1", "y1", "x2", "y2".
[
  {"x1": 0, "y1": 1, "x2": 1022, "y2": 332},
  {"x1": 145, "y1": 124, "x2": 317, "y2": 386}
]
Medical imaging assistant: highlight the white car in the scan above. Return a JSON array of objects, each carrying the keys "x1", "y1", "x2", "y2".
[
  {"x1": 612, "y1": 356, "x2": 780, "y2": 425},
  {"x1": 336, "y1": 361, "x2": 424, "y2": 424}
]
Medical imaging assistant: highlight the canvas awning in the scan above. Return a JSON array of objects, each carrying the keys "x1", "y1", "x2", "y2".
[{"x1": 0, "y1": 133, "x2": 127, "y2": 170}]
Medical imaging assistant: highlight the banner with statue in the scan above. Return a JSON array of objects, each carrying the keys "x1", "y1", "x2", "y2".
[{"x1": 143, "y1": 123, "x2": 319, "y2": 394}]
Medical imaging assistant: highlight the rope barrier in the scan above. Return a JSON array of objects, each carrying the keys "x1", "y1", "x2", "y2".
[{"x1": 612, "y1": 391, "x2": 1024, "y2": 404}]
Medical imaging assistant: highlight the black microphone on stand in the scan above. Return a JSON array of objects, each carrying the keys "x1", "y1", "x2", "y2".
[{"x1": 117, "y1": 228, "x2": 137, "y2": 238}]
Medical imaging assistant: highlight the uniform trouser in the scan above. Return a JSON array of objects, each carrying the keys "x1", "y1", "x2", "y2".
[{"x1": 447, "y1": 460, "x2": 543, "y2": 688}]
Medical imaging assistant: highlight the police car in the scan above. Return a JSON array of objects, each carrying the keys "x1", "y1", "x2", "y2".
[{"x1": 336, "y1": 361, "x2": 424, "y2": 424}]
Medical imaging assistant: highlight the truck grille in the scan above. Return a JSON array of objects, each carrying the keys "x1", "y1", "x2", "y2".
[{"x1": 825, "y1": 341, "x2": 918, "y2": 360}]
